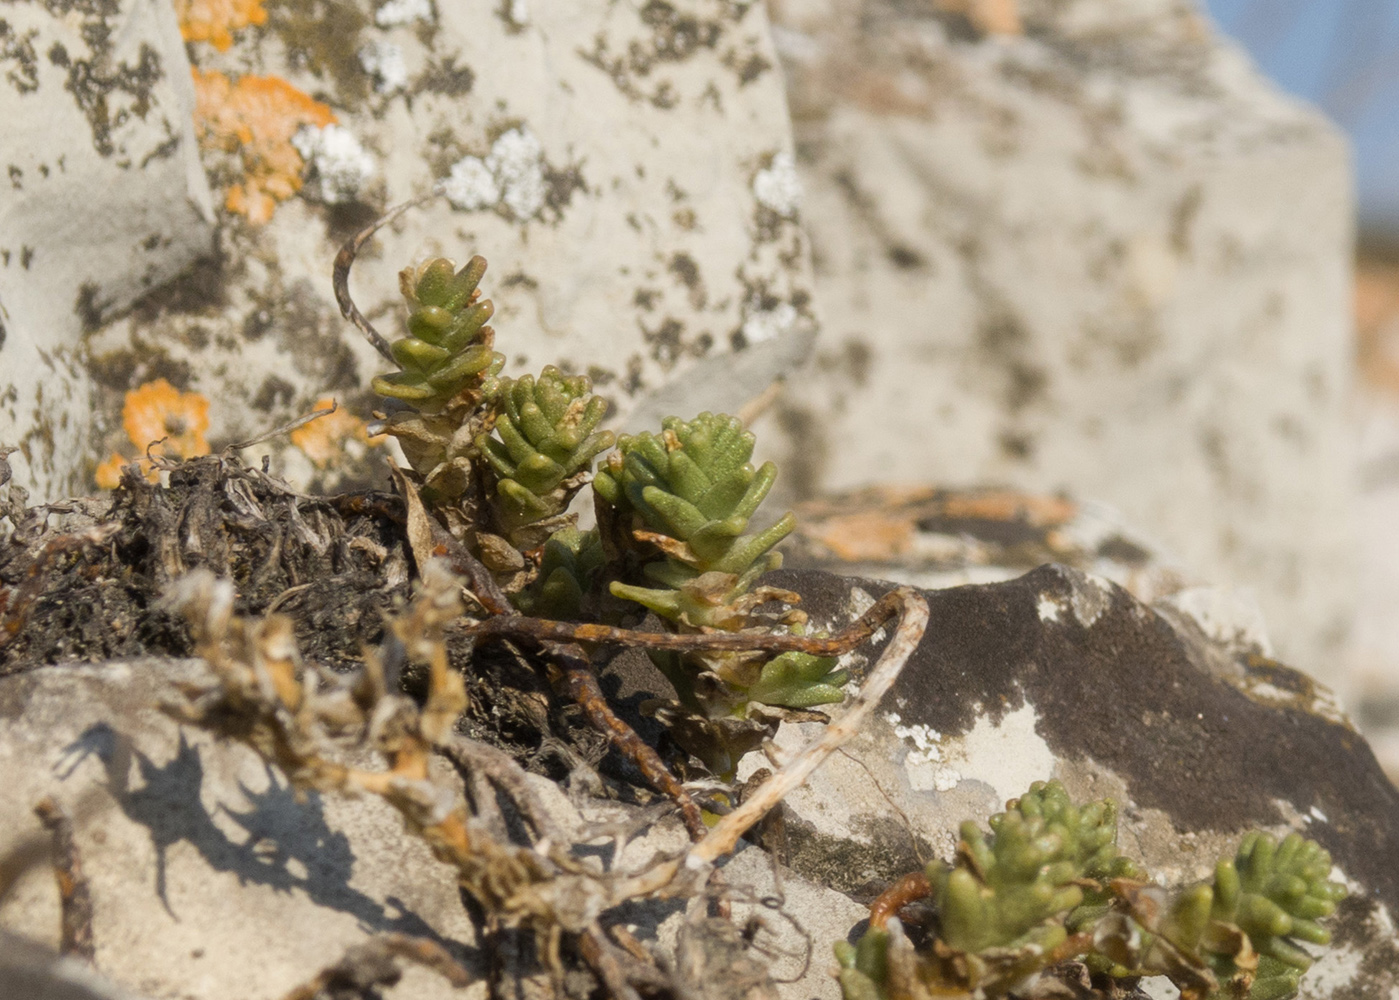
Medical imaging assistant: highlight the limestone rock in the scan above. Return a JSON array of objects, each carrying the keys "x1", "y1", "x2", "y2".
[
  {"x1": 0, "y1": 652, "x2": 863, "y2": 1000},
  {"x1": 0, "y1": 659, "x2": 483, "y2": 1000},
  {"x1": 731, "y1": 565, "x2": 1398, "y2": 998},
  {"x1": 0, "y1": 0, "x2": 216, "y2": 500},
  {"x1": 74, "y1": 0, "x2": 814, "y2": 496},
  {"x1": 0, "y1": 931, "x2": 146, "y2": 1000},
  {"x1": 758, "y1": 0, "x2": 1356, "y2": 685}
]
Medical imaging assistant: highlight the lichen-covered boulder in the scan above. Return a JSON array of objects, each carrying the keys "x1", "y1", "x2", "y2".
[
  {"x1": 0, "y1": 0, "x2": 216, "y2": 500},
  {"x1": 6, "y1": 0, "x2": 815, "y2": 499},
  {"x1": 722, "y1": 565, "x2": 1398, "y2": 997}
]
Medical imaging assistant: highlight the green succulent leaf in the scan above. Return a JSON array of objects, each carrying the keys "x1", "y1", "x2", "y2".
[
  {"x1": 598, "y1": 412, "x2": 794, "y2": 621},
  {"x1": 477, "y1": 366, "x2": 615, "y2": 545},
  {"x1": 515, "y1": 527, "x2": 605, "y2": 620},
  {"x1": 835, "y1": 782, "x2": 1346, "y2": 1000},
  {"x1": 744, "y1": 646, "x2": 847, "y2": 709},
  {"x1": 375, "y1": 255, "x2": 505, "y2": 413}
]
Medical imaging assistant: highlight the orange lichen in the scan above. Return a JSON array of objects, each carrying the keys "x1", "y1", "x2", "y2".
[
  {"x1": 191, "y1": 69, "x2": 336, "y2": 224},
  {"x1": 289, "y1": 398, "x2": 385, "y2": 467},
  {"x1": 122, "y1": 379, "x2": 211, "y2": 460},
  {"x1": 175, "y1": 0, "x2": 268, "y2": 51},
  {"x1": 935, "y1": 0, "x2": 1021, "y2": 34},
  {"x1": 95, "y1": 453, "x2": 134, "y2": 490}
]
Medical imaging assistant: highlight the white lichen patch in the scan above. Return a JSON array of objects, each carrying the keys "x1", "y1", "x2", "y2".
[
  {"x1": 901, "y1": 703, "x2": 1055, "y2": 804},
  {"x1": 887, "y1": 714, "x2": 944, "y2": 766},
  {"x1": 753, "y1": 151, "x2": 801, "y2": 217},
  {"x1": 291, "y1": 125, "x2": 375, "y2": 204},
  {"x1": 1160, "y1": 585, "x2": 1274, "y2": 658},
  {"x1": 1067, "y1": 571, "x2": 1113, "y2": 627},
  {"x1": 443, "y1": 128, "x2": 547, "y2": 221},
  {"x1": 375, "y1": 0, "x2": 433, "y2": 27},
  {"x1": 358, "y1": 40, "x2": 408, "y2": 94},
  {"x1": 847, "y1": 586, "x2": 876, "y2": 618},
  {"x1": 1037, "y1": 594, "x2": 1065, "y2": 623},
  {"x1": 443, "y1": 156, "x2": 500, "y2": 210},
  {"x1": 741, "y1": 301, "x2": 797, "y2": 345}
]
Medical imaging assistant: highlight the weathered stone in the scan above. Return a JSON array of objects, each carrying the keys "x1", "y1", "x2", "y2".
[
  {"x1": 723, "y1": 565, "x2": 1397, "y2": 997},
  {"x1": 0, "y1": 0, "x2": 215, "y2": 499},
  {"x1": 73, "y1": 1, "x2": 814, "y2": 496},
  {"x1": 0, "y1": 659, "x2": 483, "y2": 1000},
  {"x1": 0, "y1": 930, "x2": 145, "y2": 1000},
  {"x1": 785, "y1": 483, "x2": 1192, "y2": 604},
  {"x1": 758, "y1": 0, "x2": 1356, "y2": 684}
]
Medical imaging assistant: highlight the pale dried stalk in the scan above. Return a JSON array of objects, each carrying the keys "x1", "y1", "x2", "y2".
[{"x1": 690, "y1": 587, "x2": 929, "y2": 864}]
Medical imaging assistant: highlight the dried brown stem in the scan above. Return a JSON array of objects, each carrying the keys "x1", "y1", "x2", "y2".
[
  {"x1": 579, "y1": 925, "x2": 647, "y2": 1000},
  {"x1": 333, "y1": 187, "x2": 446, "y2": 364},
  {"x1": 545, "y1": 641, "x2": 708, "y2": 842},
  {"x1": 469, "y1": 586, "x2": 907, "y2": 657},
  {"x1": 869, "y1": 870, "x2": 932, "y2": 929},
  {"x1": 437, "y1": 734, "x2": 566, "y2": 847},
  {"x1": 228, "y1": 403, "x2": 338, "y2": 452},
  {"x1": 34, "y1": 797, "x2": 95, "y2": 962}
]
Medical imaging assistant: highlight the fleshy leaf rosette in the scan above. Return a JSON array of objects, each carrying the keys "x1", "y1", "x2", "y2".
[
  {"x1": 515, "y1": 527, "x2": 605, "y2": 620},
  {"x1": 835, "y1": 782, "x2": 1346, "y2": 1000},
  {"x1": 933, "y1": 780, "x2": 1138, "y2": 957},
  {"x1": 1144, "y1": 831, "x2": 1348, "y2": 999},
  {"x1": 593, "y1": 412, "x2": 795, "y2": 627},
  {"x1": 744, "y1": 643, "x2": 848, "y2": 709},
  {"x1": 373, "y1": 256, "x2": 504, "y2": 414},
  {"x1": 478, "y1": 366, "x2": 614, "y2": 548}
]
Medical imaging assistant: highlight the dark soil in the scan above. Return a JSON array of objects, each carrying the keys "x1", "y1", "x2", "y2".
[
  {"x1": 0, "y1": 455, "x2": 621, "y2": 788},
  {"x1": 1, "y1": 456, "x2": 409, "y2": 673}
]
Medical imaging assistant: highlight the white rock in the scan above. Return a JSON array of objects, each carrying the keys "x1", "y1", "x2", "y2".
[
  {"x1": 69, "y1": 1, "x2": 814, "y2": 498},
  {"x1": 760, "y1": 0, "x2": 1356, "y2": 684},
  {"x1": 0, "y1": 0, "x2": 214, "y2": 499},
  {"x1": 0, "y1": 661, "x2": 482, "y2": 1000}
]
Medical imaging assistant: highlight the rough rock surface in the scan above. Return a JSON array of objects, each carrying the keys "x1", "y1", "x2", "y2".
[
  {"x1": 730, "y1": 565, "x2": 1398, "y2": 998},
  {"x1": 62, "y1": 0, "x2": 814, "y2": 496},
  {"x1": 0, "y1": 654, "x2": 859, "y2": 1000},
  {"x1": 0, "y1": 659, "x2": 483, "y2": 1000},
  {"x1": 758, "y1": 0, "x2": 1356, "y2": 685},
  {"x1": 3, "y1": 558, "x2": 1397, "y2": 997},
  {"x1": 0, "y1": 0, "x2": 216, "y2": 499}
]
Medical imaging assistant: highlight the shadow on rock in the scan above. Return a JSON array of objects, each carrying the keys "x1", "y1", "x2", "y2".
[{"x1": 57, "y1": 721, "x2": 477, "y2": 959}]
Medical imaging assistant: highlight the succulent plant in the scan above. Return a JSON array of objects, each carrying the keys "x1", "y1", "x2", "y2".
[
  {"x1": 593, "y1": 412, "x2": 845, "y2": 775},
  {"x1": 1143, "y1": 831, "x2": 1348, "y2": 999},
  {"x1": 373, "y1": 256, "x2": 504, "y2": 414},
  {"x1": 934, "y1": 780, "x2": 1142, "y2": 956},
  {"x1": 835, "y1": 783, "x2": 1346, "y2": 1000},
  {"x1": 478, "y1": 367, "x2": 615, "y2": 549},
  {"x1": 745, "y1": 645, "x2": 849, "y2": 709},
  {"x1": 515, "y1": 526, "x2": 605, "y2": 620},
  {"x1": 593, "y1": 412, "x2": 795, "y2": 627}
]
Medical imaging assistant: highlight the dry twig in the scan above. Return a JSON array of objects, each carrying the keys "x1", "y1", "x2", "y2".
[
  {"x1": 33, "y1": 797, "x2": 96, "y2": 962},
  {"x1": 690, "y1": 587, "x2": 928, "y2": 864}
]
